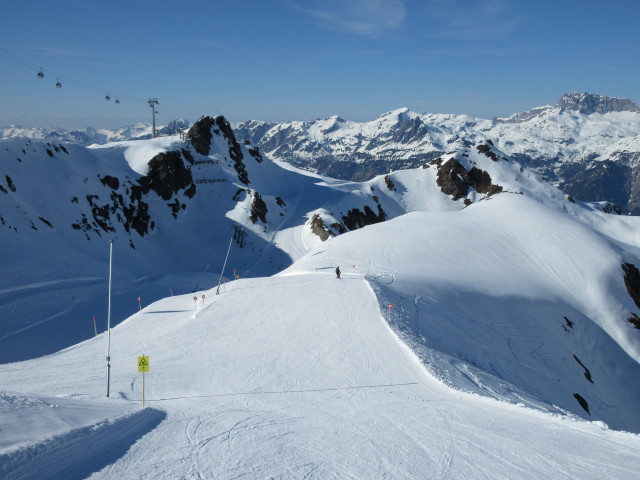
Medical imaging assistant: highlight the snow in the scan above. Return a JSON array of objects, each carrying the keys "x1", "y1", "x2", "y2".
[
  {"x1": 2, "y1": 118, "x2": 640, "y2": 477},
  {"x1": 2, "y1": 272, "x2": 640, "y2": 478},
  {"x1": 90, "y1": 136, "x2": 184, "y2": 175}
]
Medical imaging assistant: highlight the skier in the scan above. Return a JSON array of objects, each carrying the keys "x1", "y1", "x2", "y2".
[{"x1": 336, "y1": 266, "x2": 341, "y2": 279}]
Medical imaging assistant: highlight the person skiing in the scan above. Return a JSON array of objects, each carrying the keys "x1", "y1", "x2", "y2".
[{"x1": 336, "y1": 266, "x2": 341, "y2": 279}]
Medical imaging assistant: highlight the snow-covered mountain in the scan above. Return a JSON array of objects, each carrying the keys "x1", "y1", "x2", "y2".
[
  {"x1": 0, "y1": 119, "x2": 190, "y2": 146},
  {"x1": 234, "y1": 93, "x2": 640, "y2": 213},
  {"x1": 2, "y1": 116, "x2": 640, "y2": 477}
]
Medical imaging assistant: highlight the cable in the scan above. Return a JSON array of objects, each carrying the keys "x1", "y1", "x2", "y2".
[{"x1": 0, "y1": 47, "x2": 147, "y2": 104}]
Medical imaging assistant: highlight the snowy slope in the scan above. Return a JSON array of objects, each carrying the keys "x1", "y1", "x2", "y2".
[
  {"x1": 1, "y1": 273, "x2": 640, "y2": 479},
  {"x1": 287, "y1": 194, "x2": 640, "y2": 431}
]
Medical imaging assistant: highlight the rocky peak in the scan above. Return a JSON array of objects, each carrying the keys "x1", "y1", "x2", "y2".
[{"x1": 556, "y1": 93, "x2": 640, "y2": 115}]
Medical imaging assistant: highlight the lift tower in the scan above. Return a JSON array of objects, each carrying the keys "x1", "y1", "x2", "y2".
[{"x1": 148, "y1": 98, "x2": 159, "y2": 138}]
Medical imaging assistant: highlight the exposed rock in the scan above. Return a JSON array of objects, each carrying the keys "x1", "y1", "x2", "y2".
[
  {"x1": 557, "y1": 92, "x2": 640, "y2": 115},
  {"x1": 181, "y1": 148, "x2": 194, "y2": 165},
  {"x1": 436, "y1": 158, "x2": 470, "y2": 200},
  {"x1": 384, "y1": 175, "x2": 396, "y2": 191},
  {"x1": 250, "y1": 192, "x2": 268, "y2": 224},
  {"x1": 562, "y1": 316, "x2": 574, "y2": 331},
  {"x1": 184, "y1": 184, "x2": 197, "y2": 199},
  {"x1": 187, "y1": 116, "x2": 215, "y2": 155},
  {"x1": 342, "y1": 204, "x2": 386, "y2": 230},
  {"x1": 628, "y1": 313, "x2": 640, "y2": 329},
  {"x1": 192, "y1": 115, "x2": 250, "y2": 185},
  {"x1": 331, "y1": 222, "x2": 347, "y2": 234},
  {"x1": 468, "y1": 167, "x2": 503, "y2": 196},
  {"x1": 38, "y1": 217, "x2": 53, "y2": 228},
  {"x1": 5, "y1": 176, "x2": 16, "y2": 192},
  {"x1": 248, "y1": 146, "x2": 263, "y2": 163},
  {"x1": 138, "y1": 150, "x2": 194, "y2": 201},
  {"x1": 476, "y1": 143, "x2": 499, "y2": 162},
  {"x1": 275, "y1": 196, "x2": 286, "y2": 207},
  {"x1": 622, "y1": 263, "x2": 640, "y2": 310},
  {"x1": 601, "y1": 203, "x2": 622, "y2": 214},
  {"x1": 436, "y1": 157, "x2": 502, "y2": 201},
  {"x1": 573, "y1": 355, "x2": 594, "y2": 383},
  {"x1": 573, "y1": 393, "x2": 590, "y2": 414},
  {"x1": 310, "y1": 213, "x2": 332, "y2": 241},
  {"x1": 100, "y1": 175, "x2": 120, "y2": 190}
]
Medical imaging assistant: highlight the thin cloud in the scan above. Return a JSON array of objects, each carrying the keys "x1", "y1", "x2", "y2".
[
  {"x1": 290, "y1": 0, "x2": 406, "y2": 37},
  {"x1": 424, "y1": 0, "x2": 521, "y2": 39}
]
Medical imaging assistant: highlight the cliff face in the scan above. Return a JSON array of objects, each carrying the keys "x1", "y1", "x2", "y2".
[{"x1": 556, "y1": 93, "x2": 640, "y2": 115}]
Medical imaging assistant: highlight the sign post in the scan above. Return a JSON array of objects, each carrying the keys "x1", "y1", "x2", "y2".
[
  {"x1": 137, "y1": 297, "x2": 142, "y2": 311},
  {"x1": 202, "y1": 294, "x2": 206, "y2": 307},
  {"x1": 193, "y1": 296, "x2": 198, "y2": 315},
  {"x1": 138, "y1": 355, "x2": 149, "y2": 407},
  {"x1": 93, "y1": 314, "x2": 97, "y2": 337},
  {"x1": 388, "y1": 303, "x2": 393, "y2": 322}
]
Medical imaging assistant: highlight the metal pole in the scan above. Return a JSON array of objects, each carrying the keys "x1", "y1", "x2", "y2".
[
  {"x1": 148, "y1": 98, "x2": 159, "y2": 138},
  {"x1": 106, "y1": 239, "x2": 113, "y2": 397},
  {"x1": 216, "y1": 232, "x2": 234, "y2": 295}
]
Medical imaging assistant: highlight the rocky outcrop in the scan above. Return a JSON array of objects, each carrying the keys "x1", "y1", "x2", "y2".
[
  {"x1": 187, "y1": 116, "x2": 215, "y2": 155},
  {"x1": 384, "y1": 175, "x2": 396, "y2": 191},
  {"x1": 342, "y1": 204, "x2": 386, "y2": 230},
  {"x1": 100, "y1": 175, "x2": 120, "y2": 190},
  {"x1": 622, "y1": 263, "x2": 640, "y2": 310},
  {"x1": 310, "y1": 213, "x2": 332, "y2": 241},
  {"x1": 436, "y1": 157, "x2": 502, "y2": 201},
  {"x1": 138, "y1": 150, "x2": 195, "y2": 201},
  {"x1": 250, "y1": 192, "x2": 268, "y2": 224},
  {"x1": 622, "y1": 263, "x2": 640, "y2": 328},
  {"x1": 436, "y1": 158, "x2": 469, "y2": 200},
  {"x1": 476, "y1": 143, "x2": 499, "y2": 162}
]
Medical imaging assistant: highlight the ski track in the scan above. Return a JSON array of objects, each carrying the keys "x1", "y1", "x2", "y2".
[
  {"x1": 2, "y1": 273, "x2": 640, "y2": 478},
  {"x1": 0, "y1": 408, "x2": 166, "y2": 480}
]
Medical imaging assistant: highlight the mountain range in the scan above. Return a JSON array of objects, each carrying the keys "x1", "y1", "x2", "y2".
[{"x1": 233, "y1": 93, "x2": 640, "y2": 213}]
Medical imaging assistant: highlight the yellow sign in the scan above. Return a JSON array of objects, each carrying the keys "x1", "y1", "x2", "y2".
[{"x1": 138, "y1": 355, "x2": 149, "y2": 372}]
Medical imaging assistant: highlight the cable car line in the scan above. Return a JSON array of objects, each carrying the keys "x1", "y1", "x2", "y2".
[{"x1": 0, "y1": 48, "x2": 147, "y2": 104}]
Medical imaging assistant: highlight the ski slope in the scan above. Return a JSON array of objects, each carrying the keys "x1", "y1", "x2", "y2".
[{"x1": 2, "y1": 269, "x2": 640, "y2": 478}]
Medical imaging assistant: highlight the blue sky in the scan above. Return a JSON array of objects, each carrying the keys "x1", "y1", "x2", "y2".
[{"x1": 1, "y1": 0, "x2": 638, "y2": 129}]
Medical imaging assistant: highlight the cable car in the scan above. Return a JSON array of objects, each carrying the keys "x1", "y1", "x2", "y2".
[
  {"x1": 55, "y1": 80, "x2": 62, "y2": 88},
  {"x1": 37, "y1": 70, "x2": 44, "y2": 79},
  {"x1": 105, "y1": 93, "x2": 111, "y2": 101}
]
